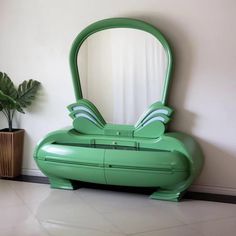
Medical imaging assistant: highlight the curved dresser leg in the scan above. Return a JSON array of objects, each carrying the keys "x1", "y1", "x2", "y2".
[
  {"x1": 48, "y1": 176, "x2": 78, "y2": 190},
  {"x1": 150, "y1": 188, "x2": 186, "y2": 202},
  {"x1": 149, "y1": 133, "x2": 204, "y2": 202}
]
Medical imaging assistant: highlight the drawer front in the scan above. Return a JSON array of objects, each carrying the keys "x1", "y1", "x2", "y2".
[
  {"x1": 38, "y1": 144, "x2": 106, "y2": 184},
  {"x1": 104, "y1": 149, "x2": 189, "y2": 187},
  {"x1": 39, "y1": 144, "x2": 104, "y2": 166}
]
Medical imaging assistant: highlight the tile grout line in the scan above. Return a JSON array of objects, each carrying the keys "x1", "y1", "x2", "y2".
[
  {"x1": 4, "y1": 179, "x2": 236, "y2": 235},
  {"x1": 185, "y1": 214, "x2": 236, "y2": 227},
  {"x1": 84, "y1": 199, "x2": 189, "y2": 235},
  {"x1": 74, "y1": 191, "x2": 128, "y2": 235},
  {"x1": 42, "y1": 220, "x2": 127, "y2": 235},
  {"x1": 6, "y1": 181, "x2": 53, "y2": 236},
  {"x1": 1, "y1": 182, "x2": 51, "y2": 235},
  {"x1": 126, "y1": 223, "x2": 206, "y2": 236}
]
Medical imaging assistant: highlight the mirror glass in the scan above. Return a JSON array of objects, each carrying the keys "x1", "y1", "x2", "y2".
[{"x1": 78, "y1": 28, "x2": 167, "y2": 125}]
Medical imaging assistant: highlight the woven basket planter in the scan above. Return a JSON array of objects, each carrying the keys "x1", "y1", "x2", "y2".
[{"x1": 0, "y1": 129, "x2": 24, "y2": 178}]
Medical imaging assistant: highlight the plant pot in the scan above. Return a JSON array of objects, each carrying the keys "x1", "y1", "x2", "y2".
[{"x1": 0, "y1": 129, "x2": 24, "y2": 178}]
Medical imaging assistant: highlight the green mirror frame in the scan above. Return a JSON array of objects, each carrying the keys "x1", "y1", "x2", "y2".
[{"x1": 70, "y1": 18, "x2": 173, "y2": 105}]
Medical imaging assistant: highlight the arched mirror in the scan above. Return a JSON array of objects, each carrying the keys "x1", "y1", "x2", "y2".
[
  {"x1": 78, "y1": 28, "x2": 168, "y2": 124},
  {"x1": 70, "y1": 18, "x2": 172, "y2": 125}
]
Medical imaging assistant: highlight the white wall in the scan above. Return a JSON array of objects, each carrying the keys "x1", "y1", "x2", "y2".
[{"x1": 0, "y1": 0, "x2": 235, "y2": 195}]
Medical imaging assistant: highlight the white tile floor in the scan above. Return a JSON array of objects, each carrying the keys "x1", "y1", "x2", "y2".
[{"x1": 0, "y1": 179, "x2": 236, "y2": 236}]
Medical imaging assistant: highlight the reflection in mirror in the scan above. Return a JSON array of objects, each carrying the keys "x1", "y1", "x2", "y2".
[{"x1": 78, "y1": 28, "x2": 167, "y2": 125}]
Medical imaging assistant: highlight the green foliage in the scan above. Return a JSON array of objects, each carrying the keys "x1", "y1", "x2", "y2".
[{"x1": 0, "y1": 72, "x2": 41, "y2": 131}]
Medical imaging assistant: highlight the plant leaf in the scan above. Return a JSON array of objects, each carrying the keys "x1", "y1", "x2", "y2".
[
  {"x1": 0, "y1": 90, "x2": 17, "y2": 107},
  {"x1": 16, "y1": 105, "x2": 25, "y2": 114},
  {"x1": 0, "y1": 72, "x2": 18, "y2": 99},
  {"x1": 17, "y1": 79, "x2": 41, "y2": 108}
]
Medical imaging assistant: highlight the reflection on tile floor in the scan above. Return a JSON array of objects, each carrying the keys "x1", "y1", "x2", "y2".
[{"x1": 0, "y1": 179, "x2": 236, "y2": 236}]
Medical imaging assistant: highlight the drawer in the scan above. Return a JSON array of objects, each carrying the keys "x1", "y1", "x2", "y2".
[
  {"x1": 37, "y1": 143, "x2": 106, "y2": 184},
  {"x1": 104, "y1": 149, "x2": 189, "y2": 187}
]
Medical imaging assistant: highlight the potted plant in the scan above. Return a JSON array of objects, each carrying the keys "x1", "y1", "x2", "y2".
[{"x1": 0, "y1": 72, "x2": 40, "y2": 177}]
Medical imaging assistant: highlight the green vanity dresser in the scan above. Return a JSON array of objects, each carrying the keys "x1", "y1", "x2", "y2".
[{"x1": 34, "y1": 18, "x2": 203, "y2": 201}]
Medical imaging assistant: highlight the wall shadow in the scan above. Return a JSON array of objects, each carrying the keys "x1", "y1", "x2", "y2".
[
  {"x1": 122, "y1": 13, "x2": 196, "y2": 124},
  {"x1": 193, "y1": 137, "x2": 236, "y2": 189}
]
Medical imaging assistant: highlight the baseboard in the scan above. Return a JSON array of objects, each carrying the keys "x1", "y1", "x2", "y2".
[
  {"x1": 21, "y1": 169, "x2": 236, "y2": 196},
  {"x1": 21, "y1": 168, "x2": 45, "y2": 177},
  {"x1": 190, "y1": 184, "x2": 236, "y2": 196},
  {"x1": 2, "y1": 172, "x2": 235, "y2": 204}
]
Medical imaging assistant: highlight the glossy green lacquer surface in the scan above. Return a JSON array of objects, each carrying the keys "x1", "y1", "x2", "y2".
[{"x1": 34, "y1": 18, "x2": 204, "y2": 201}]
